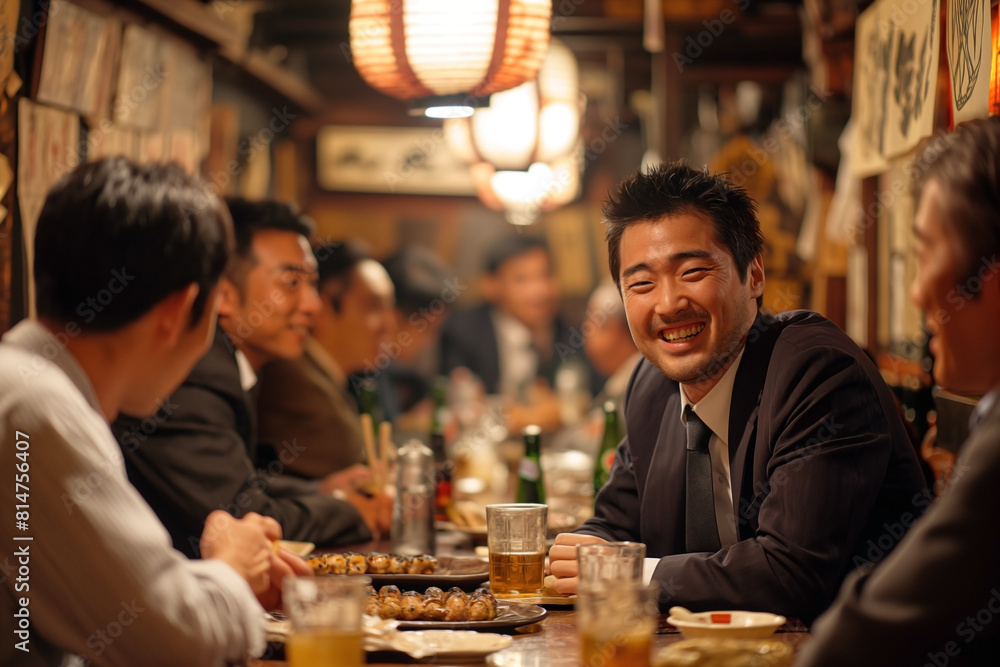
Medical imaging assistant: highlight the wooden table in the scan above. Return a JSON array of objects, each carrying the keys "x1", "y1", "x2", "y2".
[{"x1": 252, "y1": 608, "x2": 812, "y2": 666}]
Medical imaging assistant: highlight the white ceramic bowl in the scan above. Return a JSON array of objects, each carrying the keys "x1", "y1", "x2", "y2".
[{"x1": 666, "y1": 610, "x2": 786, "y2": 639}]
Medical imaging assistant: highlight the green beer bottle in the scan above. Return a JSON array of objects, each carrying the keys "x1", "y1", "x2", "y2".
[
  {"x1": 593, "y1": 400, "x2": 621, "y2": 497},
  {"x1": 516, "y1": 425, "x2": 546, "y2": 504}
]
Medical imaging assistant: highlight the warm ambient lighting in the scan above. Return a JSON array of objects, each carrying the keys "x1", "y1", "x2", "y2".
[
  {"x1": 349, "y1": 0, "x2": 552, "y2": 117},
  {"x1": 444, "y1": 40, "x2": 583, "y2": 225}
]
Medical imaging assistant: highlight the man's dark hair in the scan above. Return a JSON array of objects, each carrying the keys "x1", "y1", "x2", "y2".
[
  {"x1": 484, "y1": 235, "x2": 550, "y2": 275},
  {"x1": 918, "y1": 117, "x2": 1000, "y2": 283},
  {"x1": 34, "y1": 157, "x2": 232, "y2": 331},
  {"x1": 382, "y1": 247, "x2": 451, "y2": 316},
  {"x1": 313, "y1": 241, "x2": 371, "y2": 313},
  {"x1": 603, "y1": 161, "x2": 765, "y2": 305},
  {"x1": 223, "y1": 197, "x2": 315, "y2": 293}
]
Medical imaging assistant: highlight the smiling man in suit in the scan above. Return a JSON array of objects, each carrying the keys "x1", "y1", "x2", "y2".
[{"x1": 548, "y1": 162, "x2": 928, "y2": 623}]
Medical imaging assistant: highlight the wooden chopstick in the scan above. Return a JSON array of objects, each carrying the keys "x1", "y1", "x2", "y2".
[{"x1": 378, "y1": 420, "x2": 393, "y2": 490}]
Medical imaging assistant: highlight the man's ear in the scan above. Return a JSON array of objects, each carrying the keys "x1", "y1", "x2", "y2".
[
  {"x1": 154, "y1": 284, "x2": 200, "y2": 347},
  {"x1": 747, "y1": 253, "x2": 765, "y2": 300},
  {"x1": 216, "y1": 277, "x2": 241, "y2": 318}
]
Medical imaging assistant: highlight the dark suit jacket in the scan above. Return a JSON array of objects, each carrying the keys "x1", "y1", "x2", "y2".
[
  {"x1": 798, "y1": 391, "x2": 1000, "y2": 666},
  {"x1": 578, "y1": 310, "x2": 928, "y2": 623},
  {"x1": 439, "y1": 303, "x2": 599, "y2": 395},
  {"x1": 112, "y1": 329, "x2": 372, "y2": 557}
]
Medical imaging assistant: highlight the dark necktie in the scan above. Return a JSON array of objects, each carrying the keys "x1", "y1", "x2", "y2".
[{"x1": 685, "y1": 407, "x2": 721, "y2": 552}]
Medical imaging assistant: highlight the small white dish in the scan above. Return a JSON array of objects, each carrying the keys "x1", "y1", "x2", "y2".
[
  {"x1": 277, "y1": 540, "x2": 316, "y2": 557},
  {"x1": 373, "y1": 629, "x2": 512, "y2": 659},
  {"x1": 666, "y1": 610, "x2": 785, "y2": 639}
]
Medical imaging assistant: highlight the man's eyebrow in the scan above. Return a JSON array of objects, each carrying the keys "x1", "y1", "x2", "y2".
[
  {"x1": 621, "y1": 250, "x2": 714, "y2": 280},
  {"x1": 278, "y1": 263, "x2": 310, "y2": 273}
]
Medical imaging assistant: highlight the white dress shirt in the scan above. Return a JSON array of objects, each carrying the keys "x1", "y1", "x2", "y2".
[
  {"x1": 0, "y1": 320, "x2": 265, "y2": 667},
  {"x1": 491, "y1": 308, "x2": 538, "y2": 398}
]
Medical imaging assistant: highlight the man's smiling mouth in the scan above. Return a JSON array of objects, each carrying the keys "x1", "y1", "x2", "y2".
[{"x1": 660, "y1": 323, "x2": 705, "y2": 342}]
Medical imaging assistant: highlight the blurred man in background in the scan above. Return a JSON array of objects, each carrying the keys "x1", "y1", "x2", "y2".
[{"x1": 440, "y1": 235, "x2": 596, "y2": 432}]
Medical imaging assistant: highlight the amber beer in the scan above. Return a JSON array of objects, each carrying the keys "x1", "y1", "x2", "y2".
[
  {"x1": 286, "y1": 629, "x2": 364, "y2": 667},
  {"x1": 489, "y1": 551, "x2": 546, "y2": 595},
  {"x1": 579, "y1": 628, "x2": 653, "y2": 667}
]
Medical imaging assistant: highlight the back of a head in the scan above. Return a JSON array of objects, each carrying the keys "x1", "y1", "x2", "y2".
[
  {"x1": 382, "y1": 246, "x2": 452, "y2": 315},
  {"x1": 223, "y1": 197, "x2": 316, "y2": 290},
  {"x1": 34, "y1": 157, "x2": 232, "y2": 332},
  {"x1": 920, "y1": 117, "x2": 1000, "y2": 281},
  {"x1": 602, "y1": 161, "x2": 764, "y2": 288},
  {"x1": 484, "y1": 235, "x2": 550, "y2": 275}
]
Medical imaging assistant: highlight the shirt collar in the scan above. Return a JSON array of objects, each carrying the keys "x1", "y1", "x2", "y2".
[
  {"x1": 234, "y1": 349, "x2": 258, "y2": 392},
  {"x1": 679, "y1": 346, "x2": 747, "y2": 446},
  {"x1": 491, "y1": 308, "x2": 533, "y2": 349},
  {"x1": 970, "y1": 384, "x2": 1000, "y2": 432},
  {"x1": 2, "y1": 319, "x2": 103, "y2": 415}
]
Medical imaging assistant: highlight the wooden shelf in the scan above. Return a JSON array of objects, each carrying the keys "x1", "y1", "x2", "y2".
[{"x1": 124, "y1": 0, "x2": 328, "y2": 113}]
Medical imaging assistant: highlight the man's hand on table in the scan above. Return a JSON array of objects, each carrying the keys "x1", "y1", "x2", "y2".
[
  {"x1": 547, "y1": 533, "x2": 608, "y2": 594},
  {"x1": 319, "y1": 464, "x2": 372, "y2": 495},
  {"x1": 345, "y1": 489, "x2": 394, "y2": 538},
  {"x1": 200, "y1": 510, "x2": 279, "y2": 595},
  {"x1": 257, "y1": 546, "x2": 313, "y2": 611}
]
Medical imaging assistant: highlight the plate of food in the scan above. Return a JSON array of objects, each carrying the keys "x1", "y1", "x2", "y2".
[
  {"x1": 366, "y1": 584, "x2": 547, "y2": 631},
  {"x1": 307, "y1": 552, "x2": 490, "y2": 590}
]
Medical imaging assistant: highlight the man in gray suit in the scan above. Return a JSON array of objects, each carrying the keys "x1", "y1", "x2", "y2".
[{"x1": 799, "y1": 118, "x2": 1000, "y2": 666}]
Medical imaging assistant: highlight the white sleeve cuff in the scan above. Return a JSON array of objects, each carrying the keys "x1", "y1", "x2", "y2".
[{"x1": 642, "y1": 558, "x2": 659, "y2": 585}]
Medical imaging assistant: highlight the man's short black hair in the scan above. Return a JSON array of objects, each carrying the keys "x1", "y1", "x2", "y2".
[
  {"x1": 382, "y1": 247, "x2": 451, "y2": 316},
  {"x1": 223, "y1": 197, "x2": 315, "y2": 292},
  {"x1": 484, "y1": 235, "x2": 550, "y2": 275},
  {"x1": 34, "y1": 157, "x2": 232, "y2": 331},
  {"x1": 313, "y1": 241, "x2": 371, "y2": 313}
]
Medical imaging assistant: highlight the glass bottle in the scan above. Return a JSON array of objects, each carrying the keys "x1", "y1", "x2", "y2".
[
  {"x1": 516, "y1": 425, "x2": 546, "y2": 504},
  {"x1": 356, "y1": 377, "x2": 380, "y2": 439},
  {"x1": 593, "y1": 400, "x2": 621, "y2": 498},
  {"x1": 391, "y1": 439, "x2": 436, "y2": 556}
]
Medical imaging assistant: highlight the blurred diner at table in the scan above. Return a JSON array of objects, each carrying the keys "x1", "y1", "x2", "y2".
[
  {"x1": 257, "y1": 241, "x2": 395, "y2": 483},
  {"x1": 798, "y1": 116, "x2": 1000, "y2": 667},
  {"x1": 112, "y1": 202, "x2": 391, "y2": 558}
]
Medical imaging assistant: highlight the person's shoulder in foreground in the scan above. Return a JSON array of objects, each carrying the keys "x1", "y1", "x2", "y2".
[
  {"x1": 0, "y1": 157, "x2": 306, "y2": 667},
  {"x1": 798, "y1": 116, "x2": 1000, "y2": 667},
  {"x1": 548, "y1": 160, "x2": 926, "y2": 623}
]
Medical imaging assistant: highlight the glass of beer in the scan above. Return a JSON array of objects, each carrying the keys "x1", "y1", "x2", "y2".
[
  {"x1": 486, "y1": 503, "x2": 547, "y2": 596},
  {"x1": 283, "y1": 575, "x2": 368, "y2": 667},
  {"x1": 577, "y1": 541, "x2": 646, "y2": 584},
  {"x1": 577, "y1": 581, "x2": 658, "y2": 667}
]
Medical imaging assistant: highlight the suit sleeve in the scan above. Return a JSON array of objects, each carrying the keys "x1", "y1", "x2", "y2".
[
  {"x1": 797, "y1": 415, "x2": 1000, "y2": 666},
  {"x1": 648, "y1": 342, "x2": 909, "y2": 621},
  {"x1": 574, "y1": 435, "x2": 642, "y2": 542},
  {"x1": 116, "y1": 380, "x2": 371, "y2": 556}
]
